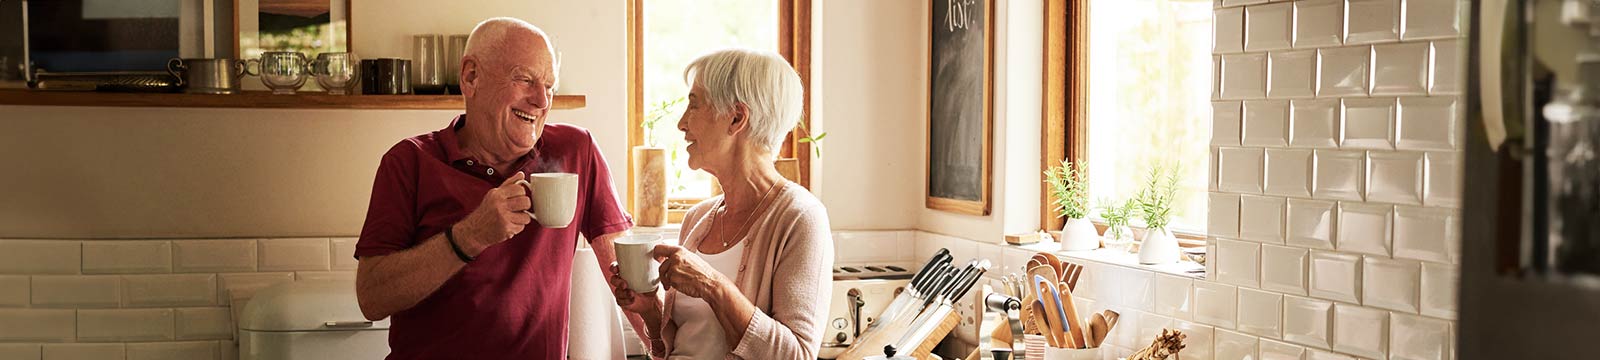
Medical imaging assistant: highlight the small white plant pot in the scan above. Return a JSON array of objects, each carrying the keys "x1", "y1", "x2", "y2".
[
  {"x1": 1138, "y1": 228, "x2": 1180, "y2": 264},
  {"x1": 1059, "y1": 218, "x2": 1101, "y2": 251}
]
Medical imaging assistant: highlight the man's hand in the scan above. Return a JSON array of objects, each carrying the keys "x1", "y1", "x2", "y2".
[{"x1": 455, "y1": 171, "x2": 533, "y2": 256}]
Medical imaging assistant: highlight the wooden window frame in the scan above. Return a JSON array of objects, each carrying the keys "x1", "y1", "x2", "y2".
[
  {"x1": 626, "y1": 0, "x2": 813, "y2": 223},
  {"x1": 1041, "y1": 0, "x2": 1203, "y2": 244}
]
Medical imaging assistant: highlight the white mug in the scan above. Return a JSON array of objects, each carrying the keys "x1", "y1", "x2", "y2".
[
  {"x1": 518, "y1": 173, "x2": 578, "y2": 228},
  {"x1": 613, "y1": 234, "x2": 663, "y2": 293}
]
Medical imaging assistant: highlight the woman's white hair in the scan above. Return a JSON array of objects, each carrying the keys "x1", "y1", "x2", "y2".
[{"x1": 683, "y1": 48, "x2": 804, "y2": 156}]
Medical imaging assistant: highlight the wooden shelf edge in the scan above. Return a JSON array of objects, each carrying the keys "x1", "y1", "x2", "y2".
[{"x1": 0, "y1": 89, "x2": 586, "y2": 110}]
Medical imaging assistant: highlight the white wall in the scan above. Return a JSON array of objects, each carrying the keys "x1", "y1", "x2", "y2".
[
  {"x1": 814, "y1": 0, "x2": 927, "y2": 229},
  {"x1": 0, "y1": 0, "x2": 940, "y2": 236}
]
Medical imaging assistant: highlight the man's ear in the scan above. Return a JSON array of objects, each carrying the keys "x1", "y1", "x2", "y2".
[
  {"x1": 460, "y1": 57, "x2": 479, "y2": 97},
  {"x1": 728, "y1": 102, "x2": 751, "y2": 135}
]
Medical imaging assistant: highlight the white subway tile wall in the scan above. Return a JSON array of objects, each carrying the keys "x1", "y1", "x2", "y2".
[
  {"x1": 1289, "y1": 99, "x2": 1340, "y2": 148},
  {"x1": 1243, "y1": 100, "x2": 1290, "y2": 147},
  {"x1": 43, "y1": 343, "x2": 125, "y2": 360},
  {"x1": 1245, "y1": 2, "x2": 1293, "y2": 52},
  {"x1": 1269, "y1": 51, "x2": 1316, "y2": 98},
  {"x1": 906, "y1": 2, "x2": 1460, "y2": 357}
]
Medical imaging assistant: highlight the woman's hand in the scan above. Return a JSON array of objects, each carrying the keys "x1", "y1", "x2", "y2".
[
  {"x1": 608, "y1": 262, "x2": 664, "y2": 316},
  {"x1": 653, "y1": 244, "x2": 734, "y2": 299}
]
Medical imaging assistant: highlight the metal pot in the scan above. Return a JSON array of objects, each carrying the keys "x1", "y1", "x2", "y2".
[{"x1": 167, "y1": 58, "x2": 256, "y2": 94}]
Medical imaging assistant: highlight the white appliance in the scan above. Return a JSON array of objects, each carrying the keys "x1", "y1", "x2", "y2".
[{"x1": 238, "y1": 280, "x2": 390, "y2": 360}]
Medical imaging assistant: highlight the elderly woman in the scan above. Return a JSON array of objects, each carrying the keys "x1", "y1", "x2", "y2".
[{"x1": 608, "y1": 48, "x2": 833, "y2": 359}]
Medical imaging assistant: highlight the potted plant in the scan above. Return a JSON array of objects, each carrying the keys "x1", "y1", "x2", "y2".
[
  {"x1": 1045, "y1": 160, "x2": 1097, "y2": 251},
  {"x1": 1099, "y1": 198, "x2": 1137, "y2": 252},
  {"x1": 633, "y1": 96, "x2": 684, "y2": 227},
  {"x1": 776, "y1": 121, "x2": 826, "y2": 182},
  {"x1": 1135, "y1": 164, "x2": 1181, "y2": 264}
]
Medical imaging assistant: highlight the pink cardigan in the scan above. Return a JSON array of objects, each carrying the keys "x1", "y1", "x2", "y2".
[{"x1": 654, "y1": 183, "x2": 834, "y2": 359}]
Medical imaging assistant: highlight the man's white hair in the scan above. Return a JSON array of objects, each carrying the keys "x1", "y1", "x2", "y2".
[
  {"x1": 464, "y1": 17, "x2": 559, "y2": 71},
  {"x1": 683, "y1": 48, "x2": 804, "y2": 156}
]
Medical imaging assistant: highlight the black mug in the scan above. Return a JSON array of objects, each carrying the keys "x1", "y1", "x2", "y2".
[{"x1": 361, "y1": 58, "x2": 412, "y2": 95}]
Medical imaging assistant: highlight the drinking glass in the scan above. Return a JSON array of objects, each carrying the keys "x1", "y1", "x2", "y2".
[
  {"x1": 445, "y1": 34, "x2": 469, "y2": 94},
  {"x1": 311, "y1": 52, "x2": 358, "y2": 95},
  {"x1": 412, "y1": 34, "x2": 446, "y2": 95},
  {"x1": 255, "y1": 51, "x2": 309, "y2": 95}
]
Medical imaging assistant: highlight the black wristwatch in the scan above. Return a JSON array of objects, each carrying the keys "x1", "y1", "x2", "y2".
[{"x1": 445, "y1": 225, "x2": 475, "y2": 263}]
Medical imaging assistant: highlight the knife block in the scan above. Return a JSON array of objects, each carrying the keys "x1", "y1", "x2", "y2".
[{"x1": 908, "y1": 311, "x2": 962, "y2": 359}]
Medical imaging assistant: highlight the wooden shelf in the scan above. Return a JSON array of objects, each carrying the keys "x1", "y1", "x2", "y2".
[{"x1": 0, "y1": 89, "x2": 586, "y2": 110}]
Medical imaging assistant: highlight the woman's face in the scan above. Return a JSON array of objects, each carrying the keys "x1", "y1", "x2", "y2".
[{"x1": 677, "y1": 83, "x2": 740, "y2": 172}]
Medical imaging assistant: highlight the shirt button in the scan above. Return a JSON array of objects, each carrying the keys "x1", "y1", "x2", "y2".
[
  {"x1": 739, "y1": 264, "x2": 747, "y2": 272},
  {"x1": 465, "y1": 160, "x2": 474, "y2": 166},
  {"x1": 486, "y1": 168, "x2": 495, "y2": 175}
]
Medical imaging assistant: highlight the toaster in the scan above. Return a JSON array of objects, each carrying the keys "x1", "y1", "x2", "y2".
[{"x1": 818, "y1": 262, "x2": 916, "y2": 359}]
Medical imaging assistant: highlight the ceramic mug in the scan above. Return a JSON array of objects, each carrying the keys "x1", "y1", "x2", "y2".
[
  {"x1": 516, "y1": 172, "x2": 578, "y2": 228},
  {"x1": 613, "y1": 233, "x2": 664, "y2": 293}
]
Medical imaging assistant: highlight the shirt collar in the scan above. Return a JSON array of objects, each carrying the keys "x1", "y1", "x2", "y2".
[{"x1": 437, "y1": 114, "x2": 542, "y2": 169}]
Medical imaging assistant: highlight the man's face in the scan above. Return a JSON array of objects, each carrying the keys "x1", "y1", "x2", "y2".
[{"x1": 462, "y1": 32, "x2": 557, "y2": 157}]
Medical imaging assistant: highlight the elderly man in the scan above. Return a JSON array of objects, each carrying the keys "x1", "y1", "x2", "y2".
[{"x1": 353, "y1": 18, "x2": 632, "y2": 359}]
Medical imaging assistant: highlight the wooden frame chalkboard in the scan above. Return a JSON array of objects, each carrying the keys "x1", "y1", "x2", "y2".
[{"x1": 926, "y1": 0, "x2": 994, "y2": 215}]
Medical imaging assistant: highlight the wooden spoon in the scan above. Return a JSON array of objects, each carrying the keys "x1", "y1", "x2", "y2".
[
  {"x1": 1057, "y1": 280, "x2": 1087, "y2": 349},
  {"x1": 1030, "y1": 301, "x2": 1057, "y2": 347},
  {"x1": 1103, "y1": 310, "x2": 1120, "y2": 330},
  {"x1": 1087, "y1": 313, "x2": 1109, "y2": 348}
]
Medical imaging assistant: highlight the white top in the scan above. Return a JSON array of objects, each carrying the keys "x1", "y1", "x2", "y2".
[{"x1": 667, "y1": 241, "x2": 746, "y2": 360}]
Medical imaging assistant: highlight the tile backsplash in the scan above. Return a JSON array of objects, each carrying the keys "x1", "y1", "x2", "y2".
[
  {"x1": 0, "y1": 238, "x2": 340, "y2": 360},
  {"x1": 918, "y1": 0, "x2": 1463, "y2": 359}
]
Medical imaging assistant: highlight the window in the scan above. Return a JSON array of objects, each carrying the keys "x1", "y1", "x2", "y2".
[
  {"x1": 1044, "y1": 0, "x2": 1211, "y2": 234},
  {"x1": 626, "y1": 0, "x2": 811, "y2": 223},
  {"x1": 639, "y1": 0, "x2": 777, "y2": 201}
]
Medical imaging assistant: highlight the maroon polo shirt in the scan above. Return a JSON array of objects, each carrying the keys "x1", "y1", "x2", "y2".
[{"x1": 355, "y1": 115, "x2": 632, "y2": 359}]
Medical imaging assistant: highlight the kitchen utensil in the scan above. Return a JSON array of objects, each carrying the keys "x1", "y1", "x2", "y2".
[
  {"x1": 1086, "y1": 313, "x2": 1108, "y2": 348},
  {"x1": 838, "y1": 250, "x2": 954, "y2": 360},
  {"x1": 1028, "y1": 301, "x2": 1053, "y2": 347},
  {"x1": 310, "y1": 52, "x2": 358, "y2": 95},
  {"x1": 361, "y1": 58, "x2": 412, "y2": 95},
  {"x1": 1056, "y1": 280, "x2": 1087, "y2": 349},
  {"x1": 1031, "y1": 275, "x2": 1070, "y2": 348},
  {"x1": 167, "y1": 58, "x2": 253, "y2": 94},
  {"x1": 256, "y1": 51, "x2": 310, "y2": 94},
  {"x1": 1060, "y1": 262, "x2": 1083, "y2": 291},
  {"x1": 885, "y1": 260, "x2": 988, "y2": 359},
  {"x1": 1102, "y1": 310, "x2": 1119, "y2": 330},
  {"x1": 411, "y1": 34, "x2": 446, "y2": 94}
]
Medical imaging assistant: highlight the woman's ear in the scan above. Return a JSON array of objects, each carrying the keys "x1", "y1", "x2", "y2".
[{"x1": 727, "y1": 102, "x2": 751, "y2": 135}]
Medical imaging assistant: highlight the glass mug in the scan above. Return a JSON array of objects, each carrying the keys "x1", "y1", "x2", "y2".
[
  {"x1": 310, "y1": 52, "x2": 359, "y2": 95},
  {"x1": 251, "y1": 51, "x2": 310, "y2": 95}
]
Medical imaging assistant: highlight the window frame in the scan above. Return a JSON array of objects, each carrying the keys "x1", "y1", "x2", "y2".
[
  {"x1": 625, "y1": 0, "x2": 813, "y2": 223},
  {"x1": 1041, "y1": 0, "x2": 1205, "y2": 243}
]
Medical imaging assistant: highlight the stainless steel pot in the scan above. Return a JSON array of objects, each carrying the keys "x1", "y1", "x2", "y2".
[{"x1": 167, "y1": 58, "x2": 256, "y2": 94}]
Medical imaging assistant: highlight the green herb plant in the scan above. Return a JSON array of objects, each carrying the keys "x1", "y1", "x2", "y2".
[
  {"x1": 1134, "y1": 164, "x2": 1181, "y2": 233},
  {"x1": 1043, "y1": 160, "x2": 1091, "y2": 220},
  {"x1": 795, "y1": 120, "x2": 826, "y2": 158},
  {"x1": 1099, "y1": 198, "x2": 1137, "y2": 240},
  {"x1": 641, "y1": 96, "x2": 686, "y2": 147}
]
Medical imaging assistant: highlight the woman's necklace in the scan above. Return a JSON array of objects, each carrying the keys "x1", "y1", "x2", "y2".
[{"x1": 712, "y1": 182, "x2": 784, "y2": 248}]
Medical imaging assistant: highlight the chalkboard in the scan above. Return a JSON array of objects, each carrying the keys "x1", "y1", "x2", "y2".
[{"x1": 926, "y1": 0, "x2": 993, "y2": 215}]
